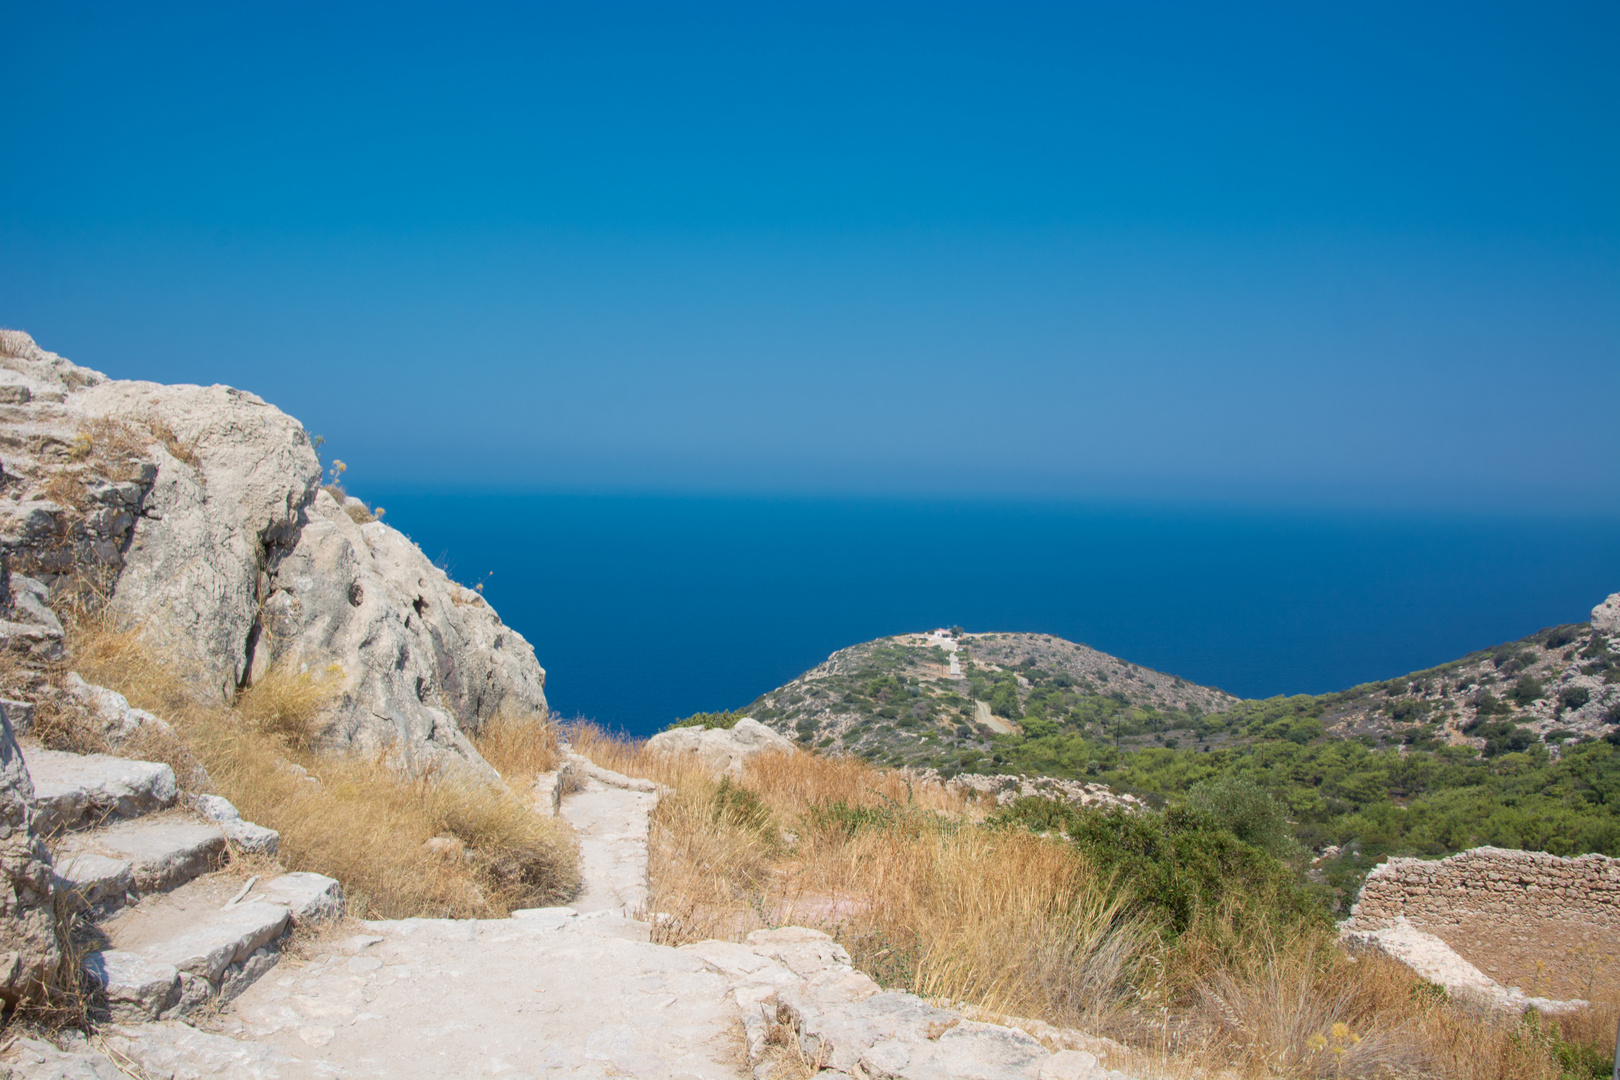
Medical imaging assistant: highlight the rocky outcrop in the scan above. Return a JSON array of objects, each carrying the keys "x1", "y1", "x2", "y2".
[
  {"x1": 646, "y1": 718, "x2": 796, "y2": 777},
  {"x1": 914, "y1": 770, "x2": 1147, "y2": 813},
  {"x1": 1591, "y1": 591, "x2": 1620, "y2": 636},
  {"x1": 0, "y1": 329, "x2": 548, "y2": 777},
  {"x1": 256, "y1": 488, "x2": 548, "y2": 778},
  {"x1": 0, "y1": 702, "x2": 62, "y2": 1008}
]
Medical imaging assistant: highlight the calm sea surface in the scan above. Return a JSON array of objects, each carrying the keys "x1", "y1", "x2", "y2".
[{"x1": 364, "y1": 492, "x2": 1620, "y2": 739}]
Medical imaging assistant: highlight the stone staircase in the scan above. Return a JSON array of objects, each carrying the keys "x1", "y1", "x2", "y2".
[{"x1": 25, "y1": 743, "x2": 341, "y2": 1022}]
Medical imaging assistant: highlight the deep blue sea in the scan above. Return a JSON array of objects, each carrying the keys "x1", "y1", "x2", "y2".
[{"x1": 364, "y1": 492, "x2": 1620, "y2": 739}]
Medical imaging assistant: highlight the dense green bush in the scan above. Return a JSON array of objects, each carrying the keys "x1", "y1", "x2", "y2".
[
  {"x1": 1183, "y1": 775, "x2": 1302, "y2": 861},
  {"x1": 1509, "y1": 675, "x2": 1545, "y2": 706},
  {"x1": 991, "y1": 798, "x2": 1328, "y2": 938}
]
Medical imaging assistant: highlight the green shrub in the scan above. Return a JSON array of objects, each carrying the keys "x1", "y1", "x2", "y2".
[
  {"x1": 1183, "y1": 775, "x2": 1303, "y2": 861},
  {"x1": 990, "y1": 798, "x2": 1327, "y2": 938},
  {"x1": 1559, "y1": 686, "x2": 1591, "y2": 711},
  {"x1": 1541, "y1": 625, "x2": 1581, "y2": 649},
  {"x1": 667, "y1": 710, "x2": 746, "y2": 731},
  {"x1": 1511, "y1": 676, "x2": 1545, "y2": 706},
  {"x1": 1471, "y1": 721, "x2": 1536, "y2": 757}
]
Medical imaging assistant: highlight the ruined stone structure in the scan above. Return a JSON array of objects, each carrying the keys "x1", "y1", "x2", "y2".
[
  {"x1": 1346, "y1": 846, "x2": 1620, "y2": 1003},
  {"x1": 1346, "y1": 846, "x2": 1620, "y2": 933}
]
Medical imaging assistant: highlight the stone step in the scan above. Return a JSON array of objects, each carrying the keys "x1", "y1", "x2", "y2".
[
  {"x1": 53, "y1": 814, "x2": 227, "y2": 909},
  {"x1": 85, "y1": 871, "x2": 343, "y2": 1021},
  {"x1": 25, "y1": 746, "x2": 177, "y2": 834}
]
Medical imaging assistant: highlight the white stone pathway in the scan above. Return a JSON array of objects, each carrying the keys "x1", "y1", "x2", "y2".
[
  {"x1": 8, "y1": 753, "x2": 1140, "y2": 1080},
  {"x1": 558, "y1": 754, "x2": 659, "y2": 916}
]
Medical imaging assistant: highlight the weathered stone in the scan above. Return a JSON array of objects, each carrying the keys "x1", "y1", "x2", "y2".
[
  {"x1": 54, "y1": 818, "x2": 225, "y2": 893},
  {"x1": 646, "y1": 718, "x2": 795, "y2": 777},
  {"x1": 0, "y1": 330, "x2": 550, "y2": 782},
  {"x1": 1591, "y1": 592, "x2": 1620, "y2": 635},
  {"x1": 0, "y1": 702, "x2": 61, "y2": 1008},
  {"x1": 253, "y1": 488, "x2": 548, "y2": 782},
  {"x1": 1347, "y1": 846, "x2": 1620, "y2": 933},
  {"x1": 1039, "y1": 1050, "x2": 1101, "y2": 1080},
  {"x1": 98, "y1": 1020, "x2": 319, "y2": 1080},
  {"x1": 127, "y1": 900, "x2": 290, "y2": 987},
  {"x1": 82, "y1": 950, "x2": 180, "y2": 1021},
  {"x1": 51, "y1": 851, "x2": 133, "y2": 911},
  {"x1": 61, "y1": 675, "x2": 176, "y2": 754},
  {"x1": 192, "y1": 794, "x2": 279, "y2": 856},
  {"x1": 1, "y1": 1036, "x2": 126, "y2": 1079},
  {"x1": 0, "y1": 698, "x2": 35, "y2": 735},
  {"x1": 26, "y1": 746, "x2": 177, "y2": 835},
  {"x1": 254, "y1": 872, "x2": 344, "y2": 923}
]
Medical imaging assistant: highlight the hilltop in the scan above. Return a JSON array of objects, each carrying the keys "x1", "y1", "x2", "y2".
[{"x1": 742, "y1": 629, "x2": 1238, "y2": 772}]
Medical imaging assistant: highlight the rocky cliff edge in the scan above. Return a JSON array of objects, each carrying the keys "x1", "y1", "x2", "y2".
[{"x1": 0, "y1": 329, "x2": 546, "y2": 779}]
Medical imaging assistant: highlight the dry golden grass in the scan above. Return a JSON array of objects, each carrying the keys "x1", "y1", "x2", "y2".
[
  {"x1": 234, "y1": 662, "x2": 342, "y2": 752},
  {"x1": 470, "y1": 710, "x2": 563, "y2": 789},
  {"x1": 563, "y1": 720, "x2": 1615, "y2": 1080},
  {"x1": 62, "y1": 614, "x2": 578, "y2": 919}
]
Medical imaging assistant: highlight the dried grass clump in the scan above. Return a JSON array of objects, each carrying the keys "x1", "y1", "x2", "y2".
[
  {"x1": 234, "y1": 663, "x2": 340, "y2": 752},
  {"x1": 64, "y1": 614, "x2": 578, "y2": 919},
  {"x1": 470, "y1": 711, "x2": 562, "y2": 788}
]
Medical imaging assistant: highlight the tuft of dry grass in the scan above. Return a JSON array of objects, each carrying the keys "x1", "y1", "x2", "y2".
[
  {"x1": 62, "y1": 613, "x2": 579, "y2": 919},
  {"x1": 470, "y1": 711, "x2": 562, "y2": 789},
  {"x1": 234, "y1": 663, "x2": 342, "y2": 752}
]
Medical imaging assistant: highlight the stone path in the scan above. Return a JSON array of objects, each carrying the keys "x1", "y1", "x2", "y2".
[
  {"x1": 557, "y1": 754, "x2": 658, "y2": 916},
  {"x1": 10, "y1": 752, "x2": 1142, "y2": 1080}
]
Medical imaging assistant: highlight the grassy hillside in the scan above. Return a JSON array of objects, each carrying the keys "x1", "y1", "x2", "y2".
[{"x1": 725, "y1": 619, "x2": 1620, "y2": 909}]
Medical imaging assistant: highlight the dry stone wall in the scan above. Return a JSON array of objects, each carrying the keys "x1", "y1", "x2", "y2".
[{"x1": 1346, "y1": 846, "x2": 1620, "y2": 933}]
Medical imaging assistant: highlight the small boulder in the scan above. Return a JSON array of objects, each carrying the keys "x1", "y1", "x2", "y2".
[
  {"x1": 193, "y1": 794, "x2": 280, "y2": 856},
  {"x1": 646, "y1": 718, "x2": 794, "y2": 778}
]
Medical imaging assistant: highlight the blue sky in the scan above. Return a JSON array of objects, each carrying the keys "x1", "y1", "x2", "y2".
[{"x1": 3, "y1": 2, "x2": 1616, "y2": 510}]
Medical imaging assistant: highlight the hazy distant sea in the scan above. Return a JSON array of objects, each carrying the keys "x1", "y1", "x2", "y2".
[{"x1": 365, "y1": 492, "x2": 1620, "y2": 739}]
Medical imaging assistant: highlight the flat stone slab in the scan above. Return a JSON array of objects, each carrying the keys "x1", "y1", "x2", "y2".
[
  {"x1": 98, "y1": 1020, "x2": 326, "y2": 1079},
  {"x1": 253, "y1": 872, "x2": 344, "y2": 923},
  {"x1": 559, "y1": 772, "x2": 657, "y2": 915},
  {"x1": 55, "y1": 814, "x2": 226, "y2": 893},
  {"x1": 106, "y1": 876, "x2": 293, "y2": 990},
  {"x1": 217, "y1": 916, "x2": 747, "y2": 1079},
  {"x1": 83, "y1": 949, "x2": 180, "y2": 1022},
  {"x1": 25, "y1": 747, "x2": 176, "y2": 834},
  {"x1": 52, "y1": 850, "x2": 133, "y2": 910}
]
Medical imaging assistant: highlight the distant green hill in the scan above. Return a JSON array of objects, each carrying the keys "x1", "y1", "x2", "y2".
[
  {"x1": 722, "y1": 605, "x2": 1620, "y2": 909},
  {"x1": 741, "y1": 629, "x2": 1239, "y2": 772}
]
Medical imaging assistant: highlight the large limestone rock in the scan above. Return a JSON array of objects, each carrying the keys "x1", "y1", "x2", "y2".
[
  {"x1": 255, "y1": 488, "x2": 547, "y2": 777},
  {"x1": 0, "y1": 702, "x2": 62, "y2": 1007},
  {"x1": 646, "y1": 718, "x2": 795, "y2": 777},
  {"x1": 0, "y1": 329, "x2": 548, "y2": 777}
]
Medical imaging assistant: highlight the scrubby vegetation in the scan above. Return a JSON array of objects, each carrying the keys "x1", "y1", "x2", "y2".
[
  {"x1": 993, "y1": 699, "x2": 1620, "y2": 907},
  {"x1": 562, "y1": 728, "x2": 1620, "y2": 1079}
]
